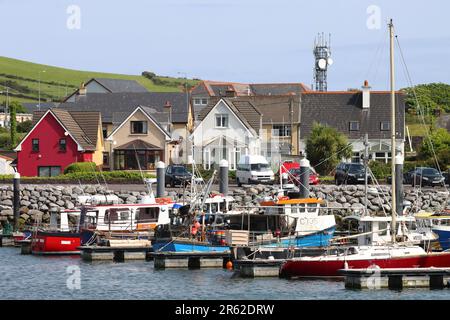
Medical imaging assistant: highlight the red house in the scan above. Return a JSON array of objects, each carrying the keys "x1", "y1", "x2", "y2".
[{"x1": 14, "y1": 109, "x2": 104, "y2": 177}]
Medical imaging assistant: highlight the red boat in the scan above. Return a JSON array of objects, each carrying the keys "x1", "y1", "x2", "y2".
[
  {"x1": 31, "y1": 231, "x2": 81, "y2": 255},
  {"x1": 280, "y1": 245, "x2": 450, "y2": 278},
  {"x1": 31, "y1": 209, "x2": 81, "y2": 255}
]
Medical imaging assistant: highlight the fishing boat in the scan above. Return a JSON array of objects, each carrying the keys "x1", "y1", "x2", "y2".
[
  {"x1": 31, "y1": 209, "x2": 82, "y2": 255},
  {"x1": 279, "y1": 20, "x2": 450, "y2": 278}
]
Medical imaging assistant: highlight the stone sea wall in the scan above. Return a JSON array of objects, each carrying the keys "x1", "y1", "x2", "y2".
[{"x1": 0, "y1": 184, "x2": 448, "y2": 226}]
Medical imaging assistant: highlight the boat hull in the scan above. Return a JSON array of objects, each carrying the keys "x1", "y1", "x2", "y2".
[
  {"x1": 262, "y1": 226, "x2": 335, "y2": 248},
  {"x1": 432, "y1": 228, "x2": 450, "y2": 251},
  {"x1": 280, "y1": 252, "x2": 450, "y2": 277},
  {"x1": 153, "y1": 239, "x2": 229, "y2": 253},
  {"x1": 31, "y1": 231, "x2": 81, "y2": 255}
]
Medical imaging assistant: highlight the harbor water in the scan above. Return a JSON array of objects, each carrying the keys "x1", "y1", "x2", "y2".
[{"x1": 1, "y1": 248, "x2": 449, "y2": 300}]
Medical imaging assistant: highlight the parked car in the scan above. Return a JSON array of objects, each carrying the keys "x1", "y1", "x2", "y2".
[
  {"x1": 334, "y1": 162, "x2": 371, "y2": 185},
  {"x1": 165, "y1": 165, "x2": 192, "y2": 187},
  {"x1": 443, "y1": 171, "x2": 450, "y2": 186},
  {"x1": 386, "y1": 169, "x2": 415, "y2": 185},
  {"x1": 410, "y1": 167, "x2": 446, "y2": 187},
  {"x1": 236, "y1": 155, "x2": 275, "y2": 186},
  {"x1": 288, "y1": 167, "x2": 320, "y2": 186}
]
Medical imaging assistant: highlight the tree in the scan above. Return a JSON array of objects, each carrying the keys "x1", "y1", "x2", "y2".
[
  {"x1": 403, "y1": 83, "x2": 450, "y2": 114},
  {"x1": 305, "y1": 122, "x2": 353, "y2": 176},
  {"x1": 17, "y1": 120, "x2": 33, "y2": 133},
  {"x1": 419, "y1": 128, "x2": 450, "y2": 168},
  {"x1": 9, "y1": 101, "x2": 18, "y2": 148}
]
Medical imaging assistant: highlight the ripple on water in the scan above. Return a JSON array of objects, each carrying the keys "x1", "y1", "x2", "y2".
[{"x1": 0, "y1": 248, "x2": 449, "y2": 300}]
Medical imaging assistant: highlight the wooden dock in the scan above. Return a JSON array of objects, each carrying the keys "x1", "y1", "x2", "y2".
[
  {"x1": 150, "y1": 251, "x2": 231, "y2": 269},
  {"x1": 234, "y1": 258, "x2": 284, "y2": 278},
  {"x1": 0, "y1": 235, "x2": 15, "y2": 247},
  {"x1": 339, "y1": 268, "x2": 450, "y2": 290},
  {"x1": 79, "y1": 245, "x2": 153, "y2": 262}
]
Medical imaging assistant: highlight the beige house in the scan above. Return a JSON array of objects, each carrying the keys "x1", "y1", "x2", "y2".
[{"x1": 106, "y1": 106, "x2": 171, "y2": 171}]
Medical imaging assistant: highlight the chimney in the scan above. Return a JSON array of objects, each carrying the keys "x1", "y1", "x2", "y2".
[
  {"x1": 79, "y1": 82, "x2": 87, "y2": 96},
  {"x1": 362, "y1": 80, "x2": 371, "y2": 109},
  {"x1": 225, "y1": 86, "x2": 237, "y2": 97}
]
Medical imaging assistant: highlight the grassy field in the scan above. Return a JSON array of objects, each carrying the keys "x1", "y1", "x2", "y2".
[{"x1": 0, "y1": 56, "x2": 199, "y2": 104}]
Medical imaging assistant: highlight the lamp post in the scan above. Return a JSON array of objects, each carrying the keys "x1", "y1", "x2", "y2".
[{"x1": 38, "y1": 70, "x2": 46, "y2": 110}]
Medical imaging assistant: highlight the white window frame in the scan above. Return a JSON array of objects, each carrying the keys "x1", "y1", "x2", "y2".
[{"x1": 215, "y1": 114, "x2": 229, "y2": 128}]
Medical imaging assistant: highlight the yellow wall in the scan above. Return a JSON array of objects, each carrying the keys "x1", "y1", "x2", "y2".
[{"x1": 261, "y1": 123, "x2": 300, "y2": 155}]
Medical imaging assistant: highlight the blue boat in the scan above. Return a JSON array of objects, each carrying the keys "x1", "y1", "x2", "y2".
[
  {"x1": 153, "y1": 238, "x2": 229, "y2": 253},
  {"x1": 261, "y1": 226, "x2": 336, "y2": 248},
  {"x1": 432, "y1": 227, "x2": 450, "y2": 250}
]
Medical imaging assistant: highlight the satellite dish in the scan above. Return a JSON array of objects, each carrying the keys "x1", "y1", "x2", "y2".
[
  {"x1": 327, "y1": 57, "x2": 334, "y2": 66},
  {"x1": 318, "y1": 59, "x2": 327, "y2": 70}
]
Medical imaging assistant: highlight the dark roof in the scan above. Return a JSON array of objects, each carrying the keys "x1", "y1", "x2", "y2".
[
  {"x1": 249, "y1": 83, "x2": 305, "y2": 96},
  {"x1": 300, "y1": 92, "x2": 405, "y2": 140},
  {"x1": 199, "y1": 97, "x2": 262, "y2": 133},
  {"x1": 240, "y1": 96, "x2": 301, "y2": 124},
  {"x1": 91, "y1": 78, "x2": 148, "y2": 93},
  {"x1": 59, "y1": 92, "x2": 190, "y2": 124},
  {"x1": 115, "y1": 139, "x2": 162, "y2": 151},
  {"x1": 191, "y1": 81, "x2": 309, "y2": 97},
  {"x1": 31, "y1": 109, "x2": 100, "y2": 151},
  {"x1": 22, "y1": 102, "x2": 58, "y2": 114}
]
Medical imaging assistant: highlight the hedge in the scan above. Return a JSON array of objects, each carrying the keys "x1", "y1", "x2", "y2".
[{"x1": 64, "y1": 162, "x2": 99, "y2": 174}]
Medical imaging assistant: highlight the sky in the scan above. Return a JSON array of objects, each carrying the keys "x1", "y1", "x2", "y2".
[{"x1": 0, "y1": 0, "x2": 449, "y2": 90}]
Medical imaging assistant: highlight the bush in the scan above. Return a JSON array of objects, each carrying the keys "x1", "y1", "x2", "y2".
[
  {"x1": 17, "y1": 120, "x2": 33, "y2": 133},
  {"x1": 369, "y1": 161, "x2": 392, "y2": 179},
  {"x1": 64, "y1": 162, "x2": 99, "y2": 174}
]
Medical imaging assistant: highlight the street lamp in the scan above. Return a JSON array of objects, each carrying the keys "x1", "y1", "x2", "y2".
[{"x1": 38, "y1": 70, "x2": 46, "y2": 110}]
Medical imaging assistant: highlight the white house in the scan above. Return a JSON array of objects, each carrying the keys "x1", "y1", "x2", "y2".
[
  {"x1": 0, "y1": 155, "x2": 15, "y2": 174},
  {"x1": 191, "y1": 98, "x2": 262, "y2": 170}
]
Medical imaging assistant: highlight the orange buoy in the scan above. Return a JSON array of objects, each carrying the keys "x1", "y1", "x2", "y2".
[{"x1": 226, "y1": 260, "x2": 233, "y2": 270}]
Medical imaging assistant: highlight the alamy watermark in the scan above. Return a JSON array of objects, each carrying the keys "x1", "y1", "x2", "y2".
[
  {"x1": 66, "y1": 5, "x2": 81, "y2": 30},
  {"x1": 66, "y1": 265, "x2": 81, "y2": 290},
  {"x1": 366, "y1": 5, "x2": 381, "y2": 30}
]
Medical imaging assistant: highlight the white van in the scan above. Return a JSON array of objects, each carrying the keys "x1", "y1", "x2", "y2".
[{"x1": 236, "y1": 155, "x2": 275, "y2": 186}]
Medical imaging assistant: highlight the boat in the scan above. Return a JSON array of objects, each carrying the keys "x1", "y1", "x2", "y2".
[
  {"x1": 31, "y1": 209, "x2": 82, "y2": 255},
  {"x1": 279, "y1": 20, "x2": 450, "y2": 278},
  {"x1": 415, "y1": 210, "x2": 450, "y2": 250},
  {"x1": 280, "y1": 244, "x2": 450, "y2": 277}
]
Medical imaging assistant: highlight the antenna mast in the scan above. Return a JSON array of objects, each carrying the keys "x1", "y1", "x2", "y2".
[{"x1": 313, "y1": 33, "x2": 333, "y2": 91}]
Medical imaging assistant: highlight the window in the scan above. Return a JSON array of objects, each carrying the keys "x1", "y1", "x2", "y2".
[
  {"x1": 272, "y1": 124, "x2": 291, "y2": 137},
  {"x1": 38, "y1": 166, "x2": 61, "y2": 177},
  {"x1": 103, "y1": 152, "x2": 110, "y2": 166},
  {"x1": 32, "y1": 139, "x2": 39, "y2": 152},
  {"x1": 201, "y1": 98, "x2": 208, "y2": 105},
  {"x1": 59, "y1": 138, "x2": 66, "y2": 152},
  {"x1": 349, "y1": 121, "x2": 360, "y2": 131},
  {"x1": 102, "y1": 126, "x2": 108, "y2": 138},
  {"x1": 131, "y1": 121, "x2": 148, "y2": 134},
  {"x1": 136, "y1": 207, "x2": 159, "y2": 222},
  {"x1": 380, "y1": 122, "x2": 390, "y2": 131},
  {"x1": 194, "y1": 98, "x2": 201, "y2": 105},
  {"x1": 215, "y1": 114, "x2": 228, "y2": 128}
]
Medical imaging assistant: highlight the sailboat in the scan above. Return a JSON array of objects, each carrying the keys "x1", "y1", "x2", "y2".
[{"x1": 279, "y1": 20, "x2": 450, "y2": 277}]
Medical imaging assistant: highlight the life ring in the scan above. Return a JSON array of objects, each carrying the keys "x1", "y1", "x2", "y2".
[{"x1": 278, "y1": 196, "x2": 289, "y2": 201}]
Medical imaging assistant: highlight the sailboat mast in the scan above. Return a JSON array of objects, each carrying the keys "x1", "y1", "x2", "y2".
[{"x1": 389, "y1": 19, "x2": 397, "y2": 243}]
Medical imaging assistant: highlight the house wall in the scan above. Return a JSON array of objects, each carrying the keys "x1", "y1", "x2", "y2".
[
  {"x1": 92, "y1": 118, "x2": 105, "y2": 166},
  {"x1": 0, "y1": 113, "x2": 33, "y2": 127},
  {"x1": 0, "y1": 158, "x2": 14, "y2": 174},
  {"x1": 191, "y1": 100, "x2": 259, "y2": 169},
  {"x1": 16, "y1": 113, "x2": 87, "y2": 177},
  {"x1": 108, "y1": 109, "x2": 168, "y2": 165}
]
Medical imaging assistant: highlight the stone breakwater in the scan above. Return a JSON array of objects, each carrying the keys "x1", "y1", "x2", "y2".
[{"x1": 0, "y1": 184, "x2": 448, "y2": 226}]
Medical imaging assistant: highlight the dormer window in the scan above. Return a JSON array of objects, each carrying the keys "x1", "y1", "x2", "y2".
[
  {"x1": 131, "y1": 121, "x2": 148, "y2": 134},
  {"x1": 215, "y1": 114, "x2": 228, "y2": 128},
  {"x1": 349, "y1": 121, "x2": 360, "y2": 131}
]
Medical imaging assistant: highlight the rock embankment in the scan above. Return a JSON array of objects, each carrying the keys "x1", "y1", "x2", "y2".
[{"x1": 0, "y1": 184, "x2": 448, "y2": 227}]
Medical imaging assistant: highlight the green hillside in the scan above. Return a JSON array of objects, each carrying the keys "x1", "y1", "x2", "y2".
[{"x1": 0, "y1": 56, "x2": 199, "y2": 104}]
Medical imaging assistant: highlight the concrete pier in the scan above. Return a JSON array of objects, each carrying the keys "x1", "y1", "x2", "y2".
[
  {"x1": 79, "y1": 246, "x2": 152, "y2": 262},
  {"x1": 151, "y1": 252, "x2": 231, "y2": 269},
  {"x1": 234, "y1": 259, "x2": 284, "y2": 278},
  {"x1": 340, "y1": 268, "x2": 450, "y2": 290}
]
